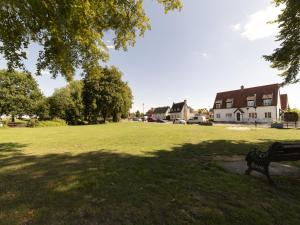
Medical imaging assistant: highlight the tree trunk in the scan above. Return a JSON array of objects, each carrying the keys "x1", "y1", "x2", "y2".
[
  {"x1": 113, "y1": 112, "x2": 119, "y2": 122},
  {"x1": 12, "y1": 115, "x2": 15, "y2": 122}
]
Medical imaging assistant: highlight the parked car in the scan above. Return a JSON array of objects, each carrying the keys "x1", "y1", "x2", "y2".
[
  {"x1": 156, "y1": 119, "x2": 167, "y2": 123},
  {"x1": 173, "y1": 118, "x2": 186, "y2": 124},
  {"x1": 187, "y1": 116, "x2": 207, "y2": 124},
  {"x1": 147, "y1": 117, "x2": 156, "y2": 122}
]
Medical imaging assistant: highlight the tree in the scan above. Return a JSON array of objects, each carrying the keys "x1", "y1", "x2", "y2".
[
  {"x1": 48, "y1": 80, "x2": 84, "y2": 124},
  {"x1": 34, "y1": 96, "x2": 50, "y2": 120},
  {"x1": 0, "y1": 70, "x2": 43, "y2": 122},
  {"x1": 197, "y1": 108, "x2": 209, "y2": 115},
  {"x1": 0, "y1": 0, "x2": 182, "y2": 81},
  {"x1": 264, "y1": 0, "x2": 300, "y2": 84},
  {"x1": 135, "y1": 110, "x2": 141, "y2": 118},
  {"x1": 83, "y1": 66, "x2": 133, "y2": 123}
]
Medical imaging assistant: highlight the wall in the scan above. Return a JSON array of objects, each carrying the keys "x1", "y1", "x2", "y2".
[{"x1": 214, "y1": 106, "x2": 279, "y2": 123}]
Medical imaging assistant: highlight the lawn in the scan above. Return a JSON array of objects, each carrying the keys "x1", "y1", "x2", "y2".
[{"x1": 0, "y1": 122, "x2": 300, "y2": 225}]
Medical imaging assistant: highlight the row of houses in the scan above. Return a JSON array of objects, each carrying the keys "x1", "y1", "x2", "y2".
[{"x1": 148, "y1": 83, "x2": 290, "y2": 123}]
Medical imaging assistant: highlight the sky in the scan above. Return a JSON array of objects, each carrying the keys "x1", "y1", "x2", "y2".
[{"x1": 0, "y1": 0, "x2": 299, "y2": 112}]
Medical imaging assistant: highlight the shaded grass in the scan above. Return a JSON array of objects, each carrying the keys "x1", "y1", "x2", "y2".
[{"x1": 0, "y1": 123, "x2": 300, "y2": 224}]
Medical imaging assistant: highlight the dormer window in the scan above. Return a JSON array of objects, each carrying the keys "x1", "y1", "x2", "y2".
[
  {"x1": 215, "y1": 100, "x2": 222, "y2": 109},
  {"x1": 226, "y1": 99, "x2": 233, "y2": 108},
  {"x1": 247, "y1": 100, "x2": 255, "y2": 107},
  {"x1": 247, "y1": 95, "x2": 256, "y2": 107},
  {"x1": 263, "y1": 99, "x2": 272, "y2": 106},
  {"x1": 262, "y1": 94, "x2": 273, "y2": 106}
]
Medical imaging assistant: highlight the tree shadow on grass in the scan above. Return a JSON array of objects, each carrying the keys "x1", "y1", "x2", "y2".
[{"x1": 0, "y1": 140, "x2": 300, "y2": 225}]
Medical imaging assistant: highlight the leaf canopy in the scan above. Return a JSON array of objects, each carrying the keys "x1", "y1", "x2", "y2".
[{"x1": 0, "y1": 0, "x2": 182, "y2": 81}]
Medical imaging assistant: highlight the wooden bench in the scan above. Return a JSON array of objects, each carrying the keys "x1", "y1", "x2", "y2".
[{"x1": 245, "y1": 142, "x2": 300, "y2": 183}]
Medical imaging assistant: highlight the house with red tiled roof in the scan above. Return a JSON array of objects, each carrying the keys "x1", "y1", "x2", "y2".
[{"x1": 213, "y1": 84, "x2": 289, "y2": 123}]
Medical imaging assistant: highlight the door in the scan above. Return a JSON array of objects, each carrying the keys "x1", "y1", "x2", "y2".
[{"x1": 236, "y1": 113, "x2": 241, "y2": 121}]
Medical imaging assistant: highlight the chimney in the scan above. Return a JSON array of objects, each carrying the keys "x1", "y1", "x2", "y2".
[{"x1": 241, "y1": 85, "x2": 244, "y2": 90}]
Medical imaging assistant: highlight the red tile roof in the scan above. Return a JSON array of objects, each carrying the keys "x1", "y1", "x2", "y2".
[
  {"x1": 213, "y1": 84, "x2": 280, "y2": 109},
  {"x1": 280, "y1": 94, "x2": 288, "y2": 111}
]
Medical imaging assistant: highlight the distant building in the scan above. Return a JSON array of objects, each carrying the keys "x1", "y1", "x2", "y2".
[
  {"x1": 213, "y1": 84, "x2": 289, "y2": 123},
  {"x1": 153, "y1": 106, "x2": 170, "y2": 120},
  {"x1": 169, "y1": 100, "x2": 194, "y2": 121}
]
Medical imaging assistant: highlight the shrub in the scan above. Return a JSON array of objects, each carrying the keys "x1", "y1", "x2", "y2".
[
  {"x1": 27, "y1": 119, "x2": 39, "y2": 127},
  {"x1": 284, "y1": 112, "x2": 298, "y2": 122},
  {"x1": 27, "y1": 118, "x2": 67, "y2": 128}
]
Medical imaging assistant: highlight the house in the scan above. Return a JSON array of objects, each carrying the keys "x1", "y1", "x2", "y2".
[
  {"x1": 146, "y1": 108, "x2": 155, "y2": 118},
  {"x1": 213, "y1": 84, "x2": 289, "y2": 123},
  {"x1": 153, "y1": 106, "x2": 170, "y2": 120},
  {"x1": 169, "y1": 100, "x2": 194, "y2": 121}
]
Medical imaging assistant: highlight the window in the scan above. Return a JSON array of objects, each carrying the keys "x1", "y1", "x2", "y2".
[
  {"x1": 216, "y1": 114, "x2": 221, "y2": 118},
  {"x1": 247, "y1": 100, "x2": 255, "y2": 107},
  {"x1": 263, "y1": 99, "x2": 272, "y2": 106},
  {"x1": 248, "y1": 113, "x2": 257, "y2": 119},
  {"x1": 226, "y1": 113, "x2": 232, "y2": 118},
  {"x1": 226, "y1": 101, "x2": 233, "y2": 108},
  {"x1": 265, "y1": 112, "x2": 272, "y2": 118},
  {"x1": 216, "y1": 103, "x2": 221, "y2": 109}
]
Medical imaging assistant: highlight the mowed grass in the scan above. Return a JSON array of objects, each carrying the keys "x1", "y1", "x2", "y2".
[{"x1": 0, "y1": 122, "x2": 300, "y2": 225}]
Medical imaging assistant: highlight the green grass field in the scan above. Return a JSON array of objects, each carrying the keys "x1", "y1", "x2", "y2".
[{"x1": 1, "y1": 122, "x2": 300, "y2": 225}]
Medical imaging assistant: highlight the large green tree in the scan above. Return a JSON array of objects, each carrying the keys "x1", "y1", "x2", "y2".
[
  {"x1": 48, "y1": 80, "x2": 84, "y2": 124},
  {"x1": 264, "y1": 0, "x2": 300, "y2": 84},
  {"x1": 0, "y1": 70, "x2": 43, "y2": 122},
  {"x1": 83, "y1": 66, "x2": 133, "y2": 123},
  {"x1": 0, "y1": 0, "x2": 182, "y2": 81}
]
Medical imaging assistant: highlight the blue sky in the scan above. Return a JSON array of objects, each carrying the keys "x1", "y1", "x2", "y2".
[{"x1": 0, "y1": 0, "x2": 299, "y2": 112}]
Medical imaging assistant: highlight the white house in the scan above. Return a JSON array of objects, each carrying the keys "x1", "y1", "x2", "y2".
[
  {"x1": 169, "y1": 100, "x2": 194, "y2": 121},
  {"x1": 153, "y1": 106, "x2": 170, "y2": 120},
  {"x1": 213, "y1": 84, "x2": 289, "y2": 123}
]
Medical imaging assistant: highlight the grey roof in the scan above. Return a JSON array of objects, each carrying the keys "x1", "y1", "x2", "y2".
[
  {"x1": 153, "y1": 106, "x2": 170, "y2": 114},
  {"x1": 170, "y1": 102, "x2": 185, "y2": 113}
]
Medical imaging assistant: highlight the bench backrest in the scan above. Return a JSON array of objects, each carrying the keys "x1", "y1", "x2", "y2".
[{"x1": 268, "y1": 142, "x2": 300, "y2": 162}]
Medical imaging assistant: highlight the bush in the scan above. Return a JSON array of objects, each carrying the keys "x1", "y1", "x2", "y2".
[
  {"x1": 27, "y1": 118, "x2": 67, "y2": 128},
  {"x1": 284, "y1": 112, "x2": 298, "y2": 122},
  {"x1": 27, "y1": 119, "x2": 39, "y2": 127}
]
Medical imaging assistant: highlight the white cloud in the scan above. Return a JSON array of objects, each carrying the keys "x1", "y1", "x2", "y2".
[
  {"x1": 232, "y1": 4, "x2": 285, "y2": 41},
  {"x1": 191, "y1": 51, "x2": 209, "y2": 59},
  {"x1": 231, "y1": 23, "x2": 241, "y2": 32},
  {"x1": 201, "y1": 52, "x2": 208, "y2": 58}
]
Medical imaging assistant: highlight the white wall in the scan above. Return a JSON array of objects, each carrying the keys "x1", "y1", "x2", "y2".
[{"x1": 214, "y1": 106, "x2": 279, "y2": 123}]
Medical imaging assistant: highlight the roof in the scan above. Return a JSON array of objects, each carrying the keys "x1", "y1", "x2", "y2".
[
  {"x1": 170, "y1": 102, "x2": 185, "y2": 113},
  {"x1": 153, "y1": 106, "x2": 170, "y2": 114},
  {"x1": 213, "y1": 84, "x2": 280, "y2": 109},
  {"x1": 280, "y1": 94, "x2": 288, "y2": 111}
]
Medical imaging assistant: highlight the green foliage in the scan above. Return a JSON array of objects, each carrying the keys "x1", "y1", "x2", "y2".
[
  {"x1": 0, "y1": 70, "x2": 43, "y2": 122},
  {"x1": 289, "y1": 108, "x2": 300, "y2": 117},
  {"x1": 0, "y1": 0, "x2": 182, "y2": 81},
  {"x1": 264, "y1": 0, "x2": 300, "y2": 84},
  {"x1": 135, "y1": 110, "x2": 141, "y2": 118},
  {"x1": 284, "y1": 112, "x2": 299, "y2": 122},
  {"x1": 27, "y1": 118, "x2": 67, "y2": 127},
  {"x1": 36, "y1": 118, "x2": 67, "y2": 127},
  {"x1": 83, "y1": 66, "x2": 133, "y2": 123},
  {"x1": 48, "y1": 80, "x2": 84, "y2": 125}
]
